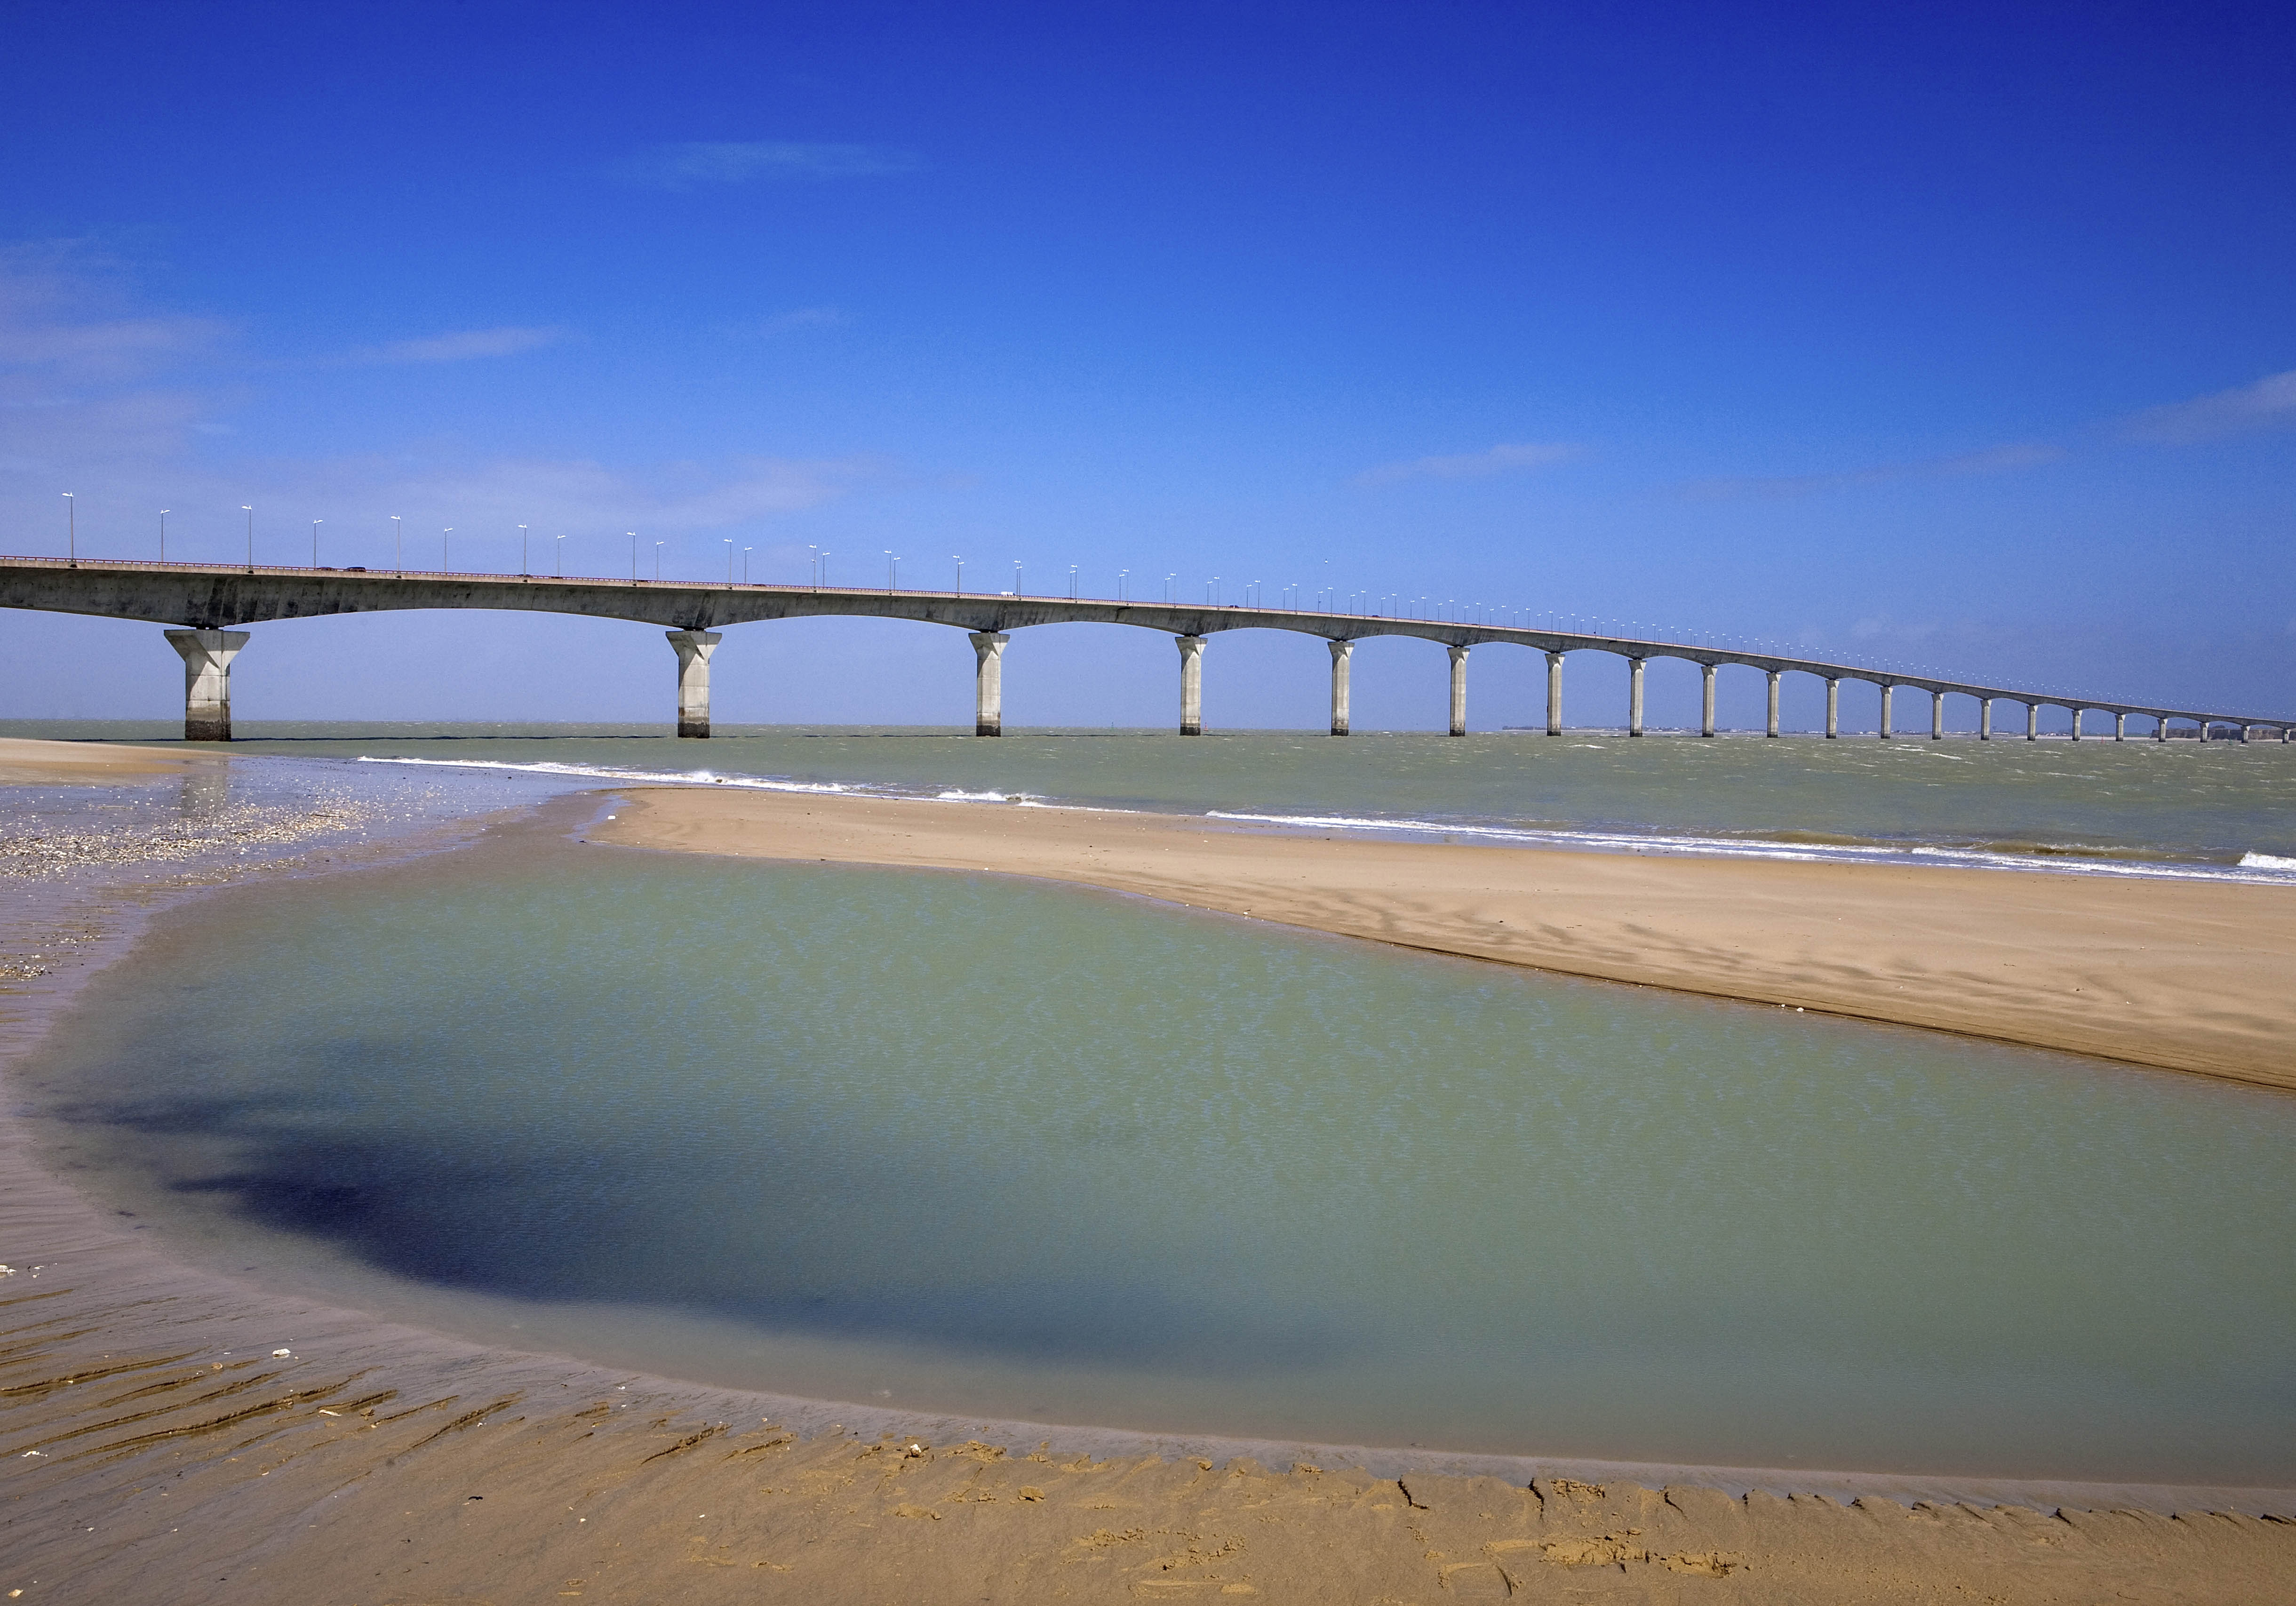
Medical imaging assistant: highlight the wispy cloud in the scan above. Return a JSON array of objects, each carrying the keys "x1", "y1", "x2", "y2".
[
  {"x1": 1354, "y1": 441, "x2": 1582, "y2": 487},
  {"x1": 617, "y1": 141, "x2": 919, "y2": 190},
  {"x1": 0, "y1": 241, "x2": 230, "y2": 379},
  {"x1": 1683, "y1": 440, "x2": 2065, "y2": 501},
  {"x1": 718, "y1": 306, "x2": 845, "y2": 339},
  {"x1": 2120, "y1": 368, "x2": 2296, "y2": 444},
  {"x1": 350, "y1": 326, "x2": 569, "y2": 365}
]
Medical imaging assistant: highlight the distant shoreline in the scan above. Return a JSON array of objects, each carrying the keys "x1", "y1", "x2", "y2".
[{"x1": 597, "y1": 784, "x2": 2296, "y2": 1091}]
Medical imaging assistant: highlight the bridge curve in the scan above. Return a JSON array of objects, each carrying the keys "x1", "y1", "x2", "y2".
[{"x1": 3, "y1": 555, "x2": 2288, "y2": 743}]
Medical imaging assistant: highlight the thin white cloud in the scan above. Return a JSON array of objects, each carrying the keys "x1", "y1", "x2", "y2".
[
  {"x1": 351, "y1": 326, "x2": 569, "y2": 365},
  {"x1": 2120, "y1": 369, "x2": 2296, "y2": 444},
  {"x1": 1683, "y1": 440, "x2": 2065, "y2": 501},
  {"x1": 719, "y1": 306, "x2": 845, "y2": 339},
  {"x1": 1355, "y1": 441, "x2": 1583, "y2": 487},
  {"x1": 618, "y1": 141, "x2": 918, "y2": 190}
]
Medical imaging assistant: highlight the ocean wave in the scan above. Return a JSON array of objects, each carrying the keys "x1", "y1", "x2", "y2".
[
  {"x1": 354, "y1": 755, "x2": 853, "y2": 794},
  {"x1": 2240, "y1": 851, "x2": 2296, "y2": 871}
]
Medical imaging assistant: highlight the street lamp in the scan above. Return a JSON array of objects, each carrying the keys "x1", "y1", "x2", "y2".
[
  {"x1": 1012, "y1": 559, "x2": 1022, "y2": 595},
  {"x1": 62, "y1": 493, "x2": 73, "y2": 565},
  {"x1": 807, "y1": 545, "x2": 819, "y2": 587},
  {"x1": 953, "y1": 555, "x2": 963, "y2": 595},
  {"x1": 629, "y1": 532, "x2": 638, "y2": 582},
  {"x1": 443, "y1": 527, "x2": 453, "y2": 570},
  {"x1": 1068, "y1": 564, "x2": 1078, "y2": 600},
  {"x1": 556, "y1": 533, "x2": 566, "y2": 576},
  {"x1": 885, "y1": 551, "x2": 898, "y2": 591},
  {"x1": 160, "y1": 509, "x2": 168, "y2": 562},
  {"x1": 725, "y1": 538, "x2": 734, "y2": 583},
  {"x1": 520, "y1": 524, "x2": 529, "y2": 576},
  {"x1": 242, "y1": 505, "x2": 253, "y2": 572},
  {"x1": 743, "y1": 546, "x2": 752, "y2": 583},
  {"x1": 391, "y1": 516, "x2": 402, "y2": 574},
  {"x1": 654, "y1": 540, "x2": 664, "y2": 581},
  {"x1": 312, "y1": 519, "x2": 322, "y2": 567},
  {"x1": 1117, "y1": 568, "x2": 1128, "y2": 601}
]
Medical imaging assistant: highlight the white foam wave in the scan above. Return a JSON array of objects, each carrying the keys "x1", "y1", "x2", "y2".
[
  {"x1": 2240, "y1": 851, "x2": 2296, "y2": 871},
  {"x1": 354, "y1": 755, "x2": 851, "y2": 794}
]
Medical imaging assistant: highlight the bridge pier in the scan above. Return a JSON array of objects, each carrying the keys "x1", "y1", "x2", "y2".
[
  {"x1": 1546, "y1": 652, "x2": 1564, "y2": 734},
  {"x1": 2114, "y1": 711, "x2": 2127, "y2": 741},
  {"x1": 2069, "y1": 707, "x2": 2084, "y2": 741},
  {"x1": 665, "y1": 630, "x2": 721, "y2": 738},
  {"x1": 165, "y1": 629, "x2": 250, "y2": 742},
  {"x1": 1765, "y1": 670, "x2": 1780, "y2": 737},
  {"x1": 970, "y1": 631, "x2": 1009, "y2": 736},
  {"x1": 2197, "y1": 718, "x2": 2209, "y2": 743},
  {"x1": 1447, "y1": 646, "x2": 1469, "y2": 736},
  {"x1": 1177, "y1": 635, "x2": 1205, "y2": 735},
  {"x1": 1328, "y1": 640, "x2": 1353, "y2": 735},
  {"x1": 1699, "y1": 663, "x2": 1717, "y2": 736},
  {"x1": 2155, "y1": 714, "x2": 2168, "y2": 741},
  {"x1": 2025, "y1": 703, "x2": 2039, "y2": 741},
  {"x1": 1627, "y1": 657, "x2": 1646, "y2": 736},
  {"x1": 1825, "y1": 677, "x2": 1840, "y2": 739},
  {"x1": 1980, "y1": 697, "x2": 1993, "y2": 740},
  {"x1": 1929, "y1": 690, "x2": 1943, "y2": 739},
  {"x1": 1878, "y1": 682, "x2": 1893, "y2": 739}
]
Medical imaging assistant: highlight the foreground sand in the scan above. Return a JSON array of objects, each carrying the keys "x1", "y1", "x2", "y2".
[{"x1": 597, "y1": 788, "x2": 2296, "y2": 1091}]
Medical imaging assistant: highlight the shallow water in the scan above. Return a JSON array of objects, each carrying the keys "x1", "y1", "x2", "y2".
[{"x1": 19, "y1": 811, "x2": 2295, "y2": 1485}]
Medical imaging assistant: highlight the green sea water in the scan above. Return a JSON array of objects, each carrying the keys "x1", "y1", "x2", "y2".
[{"x1": 17, "y1": 806, "x2": 2295, "y2": 1485}]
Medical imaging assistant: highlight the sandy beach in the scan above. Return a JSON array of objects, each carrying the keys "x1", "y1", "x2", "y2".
[
  {"x1": 596, "y1": 786, "x2": 2296, "y2": 1091},
  {"x1": 3, "y1": 742, "x2": 2293, "y2": 1602},
  {"x1": 0, "y1": 738, "x2": 225, "y2": 786}
]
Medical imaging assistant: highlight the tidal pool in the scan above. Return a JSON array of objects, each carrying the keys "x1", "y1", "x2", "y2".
[{"x1": 18, "y1": 815, "x2": 2295, "y2": 1485}]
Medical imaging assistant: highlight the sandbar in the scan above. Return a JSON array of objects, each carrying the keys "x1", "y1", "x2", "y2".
[
  {"x1": 597, "y1": 787, "x2": 2296, "y2": 1091},
  {"x1": 0, "y1": 735, "x2": 222, "y2": 785}
]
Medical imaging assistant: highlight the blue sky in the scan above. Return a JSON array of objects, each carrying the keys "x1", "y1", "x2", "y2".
[{"x1": 3, "y1": 0, "x2": 2292, "y2": 732}]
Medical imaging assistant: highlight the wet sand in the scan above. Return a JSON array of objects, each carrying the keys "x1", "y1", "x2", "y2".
[
  {"x1": 0, "y1": 738, "x2": 222, "y2": 786},
  {"x1": 4, "y1": 750, "x2": 2293, "y2": 1602},
  {"x1": 598, "y1": 787, "x2": 2296, "y2": 1091}
]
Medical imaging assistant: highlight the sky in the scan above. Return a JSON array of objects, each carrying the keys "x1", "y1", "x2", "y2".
[{"x1": 2, "y1": 0, "x2": 2292, "y2": 734}]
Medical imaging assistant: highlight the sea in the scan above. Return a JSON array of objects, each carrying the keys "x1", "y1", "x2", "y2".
[{"x1": 2, "y1": 719, "x2": 2292, "y2": 1487}]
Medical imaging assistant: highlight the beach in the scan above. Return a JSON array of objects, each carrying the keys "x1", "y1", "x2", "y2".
[
  {"x1": 595, "y1": 785, "x2": 2296, "y2": 1091},
  {"x1": 3, "y1": 740, "x2": 2293, "y2": 1603}
]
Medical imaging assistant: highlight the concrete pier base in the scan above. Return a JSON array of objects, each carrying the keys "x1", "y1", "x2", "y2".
[
  {"x1": 165, "y1": 629, "x2": 250, "y2": 742},
  {"x1": 665, "y1": 630, "x2": 722, "y2": 737},
  {"x1": 2155, "y1": 716, "x2": 2168, "y2": 741},
  {"x1": 1878, "y1": 682, "x2": 1894, "y2": 739},
  {"x1": 1628, "y1": 657, "x2": 1646, "y2": 736},
  {"x1": 1545, "y1": 652, "x2": 1564, "y2": 735},
  {"x1": 1930, "y1": 689, "x2": 1944, "y2": 739},
  {"x1": 1825, "y1": 677, "x2": 1840, "y2": 739},
  {"x1": 1699, "y1": 663, "x2": 1716, "y2": 737},
  {"x1": 970, "y1": 631, "x2": 1009, "y2": 736},
  {"x1": 1327, "y1": 639, "x2": 1353, "y2": 736},
  {"x1": 2114, "y1": 711, "x2": 2127, "y2": 741},
  {"x1": 2026, "y1": 703, "x2": 2040, "y2": 741},
  {"x1": 1176, "y1": 635, "x2": 1205, "y2": 735},
  {"x1": 1765, "y1": 670, "x2": 1780, "y2": 737},
  {"x1": 1446, "y1": 645, "x2": 1468, "y2": 736},
  {"x1": 2070, "y1": 707, "x2": 2084, "y2": 741},
  {"x1": 1980, "y1": 697, "x2": 1993, "y2": 740},
  {"x1": 2198, "y1": 719, "x2": 2209, "y2": 743}
]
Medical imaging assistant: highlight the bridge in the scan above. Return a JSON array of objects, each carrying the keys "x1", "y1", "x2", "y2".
[{"x1": 4, "y1": 554, "x2": 2290, "y2": 744}]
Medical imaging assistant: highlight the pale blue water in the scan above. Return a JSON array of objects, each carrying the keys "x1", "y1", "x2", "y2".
[{"x1": 16, "y1": 801, "x2": 2295, "y2": 1486}]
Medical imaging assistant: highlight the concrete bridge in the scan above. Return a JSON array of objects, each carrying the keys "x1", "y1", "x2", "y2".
[{"x1": 5, "y1": 554, "x2": 2291, "y2": 744}]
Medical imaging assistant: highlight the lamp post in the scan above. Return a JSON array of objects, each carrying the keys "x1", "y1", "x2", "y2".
[
  {"x1": 312, "y1": 519, "x2": 322, "y2": 567},
  {"x1": 520, "y1": 524, "x2": 529, "y2": 576},
  {"x1": 1069, "y1": 564, "x2": 1078, "y2": 600},
  {"x1": 556, "y1": 533, "x2": 565, "y2": 577},
  {"x1": 160, "y1": 509, "x2": 168, "y2": 562},
  {"x1": 807, "y1": 545, "x2": 818, "y2": 587},
  {"x1": 1164, "y1": 573, "x2": 1175, "y2": 604},
  {"x1": 654, "y1": 540, "x2": 664, "y2": 581},
  {"x1": 1013, "y1": 559, "x2": 1022, "y2": 595},
  {"x1": 1118, "y1": 568, "x2": 1128, "y2": 601},
  {"x1": 62, "y1": 493, "x2": 74, "y2": 565},
  {"x1": 629, "y1": 532, "x2": 637, "y2": 582},
  {"x1": 885, "y1": 550, "x2": 898, "y2": 591},
  {"x1": 953, "y1": 555, "x2": 963, "y2": 595},
  {"x1": 724, "y1": 538, "x2": 733, "y2": 583},
  {"x1": 743, "y1": 546, "x2": 751, "y2": 583},
  {"x1": 442, "y1": 527, "x2": 453, "y2": 571},
  {"x1": 391, "y1": 516, "x2": 402, "y2": 575},
  {"x1": 242, "y1": 505, "x2": 253, "y2": 572}
]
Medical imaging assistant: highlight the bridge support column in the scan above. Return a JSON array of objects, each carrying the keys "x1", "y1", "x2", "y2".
[
  {"x1": 1699, "y1": 663, "x2": 1717, "y2": 736},
  {"x1": 1176, "y1": 635, "x2": 1206, "y2": 735},
  {"x1": 2026, "y1": 703, "x2": 2039, "y2": 741},
  {"x1": 2114, "y1": 711, "x2": 2126, "y2": 741},
  {"x1": 1877, "y1": 683, "x2": 1893, "y2": 739},
  {"x1": 2155, "y1": 715, "x2": 2168, "y2": 741},
  {"x1": 165, "y1": 629, "x2": 250, "y2": 742},
  {"x1": 1825, "y1": 677, "x2": 1840, "y2": 738},
  {"x1": 2070, "y1": 707, "x2": 2083, "y2": 741},
  {"x1": 1930, "y1": 690, "x2": 1944, "y2": 739},
  {"x1": 1447, "y1": 646, "x2": 1469, "y2": 736},
  {"x1": 1765, "y1": 670, "x2": 1780, "y2": 737},
  {"x1": 2197, "y1": 719, "x2": 2209, "y2": 743},
  {"x1": 1328, "y1": 639, "x2": 1353, "y2": 735},
  {"x1": 666, "y1": 630, "x2": 721, "y2": 738},
  {"x1": 1545, "y1": 652, "x2": 1564, "y2": 735},
  {"x1": 1628, "y1": 657, "x2": 1646, "y2": 736},
  {"x1": 1980, "y1": 698, "x2": 1993, "y2": 740},
  {"x1": 970, "y1": 631, "x2": 1009, "y2": 736}
]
